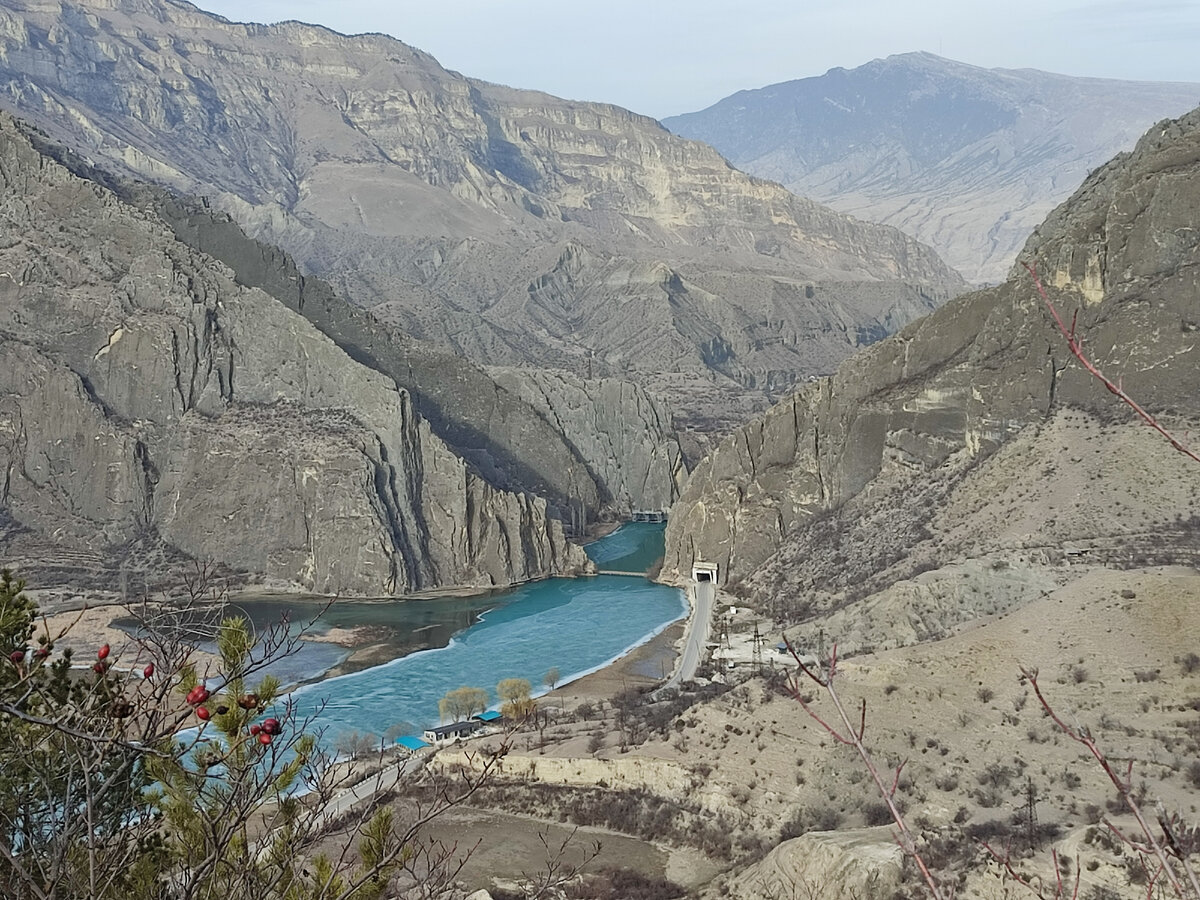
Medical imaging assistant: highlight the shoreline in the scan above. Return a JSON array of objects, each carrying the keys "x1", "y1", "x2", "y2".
[
  {"x1": 33, "y1": 520, "x2": 687, "y2": 708},
  {"x1": 543, "y1": 619, "x2": 684, "y2": 705}
]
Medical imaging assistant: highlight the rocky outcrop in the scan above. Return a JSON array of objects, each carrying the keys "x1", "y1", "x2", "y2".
[
  {"x1": 25, "y1": 136, "x2": 686, "y2": 526},
  {"x1": 488, "y1": 368, "x2": 686, "y2": 515},
  {"x1": 666, "y1": 52, "x2": 1200, "y2": 284},
  {"x1": 715, "y1": 829, "x2": 902, "y2": 900},
  {"x1": 663, "y1": 107, "x2": 1200, "y2": 599},
  {"x1": 128, "y1": 189, "x2": 610, "y2": 521},
  {"x1": 0, "y1": 112, "x2": 587, "y2": 595},
  {"x1": 0, "y1": 0, "x2": 965, "y2": 429}
]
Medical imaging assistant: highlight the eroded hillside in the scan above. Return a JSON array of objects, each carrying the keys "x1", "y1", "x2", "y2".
[{"x1": 664, "y1": 106, "x2": 1200, "y2": 606}]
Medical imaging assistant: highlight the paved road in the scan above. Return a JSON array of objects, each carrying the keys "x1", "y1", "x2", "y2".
[
  {"x1": 318, "y1": 748, "x2": 431, "y2": 822},
  {"x1": 657, "y1": 580, "x2": 714, "y2": 694}
]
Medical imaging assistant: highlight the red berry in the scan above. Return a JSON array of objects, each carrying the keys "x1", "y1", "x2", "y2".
[
  {"x1": 9, "y1": 649, "x2": 24, "y2": 664},
  {"x1": 143, "y1": 663, "x2": 154, "y2": 679},
  {"x1": 34, "y1": 647, "x2": 50, "y2": 660},
  {"x1": 262, "y1": 717, "x2": 281, "y2": 736},
  {"x1": 196, "y1": 707, "x2": 211, "y2": 721},
  {"x1": 93, "y1": 661, "x2": 108, "y2": 674},
  {"x1": 258, "y1": 732, "x2": 273, "y2": 746},
  {"x1": 250, "y1": 724, "x2": 262, "y2": 736},
  {"x1": 186, "y1": 686, "x2": 210, "y2": 705},
  {"x1": 97, "y1": 644, "x2": 110, "y2": 661}
]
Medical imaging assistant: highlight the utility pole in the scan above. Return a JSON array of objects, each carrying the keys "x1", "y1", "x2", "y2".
[{"x1": 1024, "y1": 777, "x2": 1039, "y2": 849}]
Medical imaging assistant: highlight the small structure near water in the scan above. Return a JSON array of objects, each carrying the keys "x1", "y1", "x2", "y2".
[
  {"x1": 631, "y1": 509, "x2": 668, "y2": 523},
  {"x1": 421, "y1": 710, "x2": 504, "y2": 746},
  {"x1": 395, "y1": 735, "x2": 430, "y2": 754},
  {"x1": 423, "y1": 720, "x2": 482, "y2": 745}
]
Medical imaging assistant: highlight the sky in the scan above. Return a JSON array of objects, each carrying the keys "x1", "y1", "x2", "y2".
[{"x1": 192, "y1": 1, "x2": 1200, "y2": 119}]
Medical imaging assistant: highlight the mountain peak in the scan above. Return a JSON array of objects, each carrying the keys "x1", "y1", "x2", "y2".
[{"x1": 665, "y1": 59, "x2": 1200, "y2": 283}]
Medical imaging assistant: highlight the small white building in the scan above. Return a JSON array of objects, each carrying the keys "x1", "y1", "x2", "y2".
[{"x1": 422, "y1": 720, "x2": 482, "y2": 745}]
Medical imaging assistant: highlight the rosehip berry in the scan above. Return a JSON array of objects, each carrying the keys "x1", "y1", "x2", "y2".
[
  {"x1": 261, "y1": 717, "x2": 281, "y2": 736},
  {"x1": 93, "y1": 661, "x2": 108, "y2": 674},
  {"x1": 34, "y1": 647, "x2": 50, "y2": 660},
  {"x1": 9, "y1": 649, "x2": 24, "y2": 664},
  {"x1": 97, "y1": 644, "x2": 110, "y2": 661},
  {"x1": 196, "y1": 706, "x2": 211, "y2": 721},
  {"x1": 186, "y1": 686, "x2": 210, "y2": 705},
  {"x1": 250, "y1": 724, "x2": 262, "y2": 736},
  {"x1": 143, "y1": 663, "x2": 154, "y2": 679},
  {"x1": 216, "y1": 704, "x2": 229, "y2": 715},
  {"x1": 237, "y1": 693, "x2": 258, "y2": 710},
  {"x1": 258, "y1": 732, "x2": 273, "y2": 746}
]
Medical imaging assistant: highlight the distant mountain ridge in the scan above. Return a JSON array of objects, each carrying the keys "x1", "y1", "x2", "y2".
[
  {"x1": 0, "y1": 0, "x2": 964, "y2": 434},
  {"x1": 664, "y1": 52, "x2": 1200, "y2": 283}
]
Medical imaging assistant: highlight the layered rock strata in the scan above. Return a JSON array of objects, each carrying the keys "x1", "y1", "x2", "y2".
[
  {"x1": 0, "y1": 0, "x2": 965, "y2": 426},
  {"x1": 0, "y1": 112, "x2": 587, "y2": 595}
]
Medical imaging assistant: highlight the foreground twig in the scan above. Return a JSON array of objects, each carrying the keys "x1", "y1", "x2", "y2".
[
  {"x1": 784, "y1": 641, "x2": 949, "y2": 899},
  {"x1": 1026, "y1": 263, "x2": 1200, "y2": 463},
  {"x1": 979, "y1": 842, "x2": 1080, "y2": 900},
  {"x1": 1023, "y1": 666, "x2": 1200, "y2": 898}
]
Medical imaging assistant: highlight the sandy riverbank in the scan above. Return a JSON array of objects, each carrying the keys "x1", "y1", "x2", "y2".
[
  {"x1": 542, "y1": 619, "x2": 684, "y2": 706},
  {"x1": 38, "y1": 603, "x2": 223, "y2": 675}
]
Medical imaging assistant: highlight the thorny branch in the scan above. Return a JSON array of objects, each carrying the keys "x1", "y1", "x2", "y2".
[
  {"x1": 1026, "y1": 263, "x2": 1200, "y2": 463},
  {"x1": 1022, "y1": 666, "x2": 1200, "y2": 898},
  {"x1": 783, "y1": 640, "x2": 950, "y2": 900}
]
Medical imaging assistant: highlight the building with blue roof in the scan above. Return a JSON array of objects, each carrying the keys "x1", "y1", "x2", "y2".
[{"x1": 395, "y1": 735, "x2": 429, "y2": 752}]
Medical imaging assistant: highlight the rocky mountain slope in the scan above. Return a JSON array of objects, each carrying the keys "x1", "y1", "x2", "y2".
[
  {"x1": 124, "y1": 184, "x2": 686, "y2": 522},
  {"x1": 0, "y1": 0, "x2": 965, "y2": 430},
  {"x1": 665, "y1": 53, "x2": 1200, "y2": 284},
  {"x1": 0, "y1": 111, "x2": 589, "y2": 596},
  {"x1": 663, "y1": 105, "x2": 1200, "y2": 616},
  {"x1": 445, "y1": 108, "x2": 1200, "y2": 900}
]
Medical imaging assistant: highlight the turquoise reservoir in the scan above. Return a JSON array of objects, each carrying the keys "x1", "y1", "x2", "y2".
[{"x1": 284, "y1": 525, "x2": 684, "y2": 744}]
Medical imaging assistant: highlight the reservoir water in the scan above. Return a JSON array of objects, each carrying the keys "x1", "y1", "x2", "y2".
[{"x1": 258, "y1": 524, "x2": 683, "y2": 745}]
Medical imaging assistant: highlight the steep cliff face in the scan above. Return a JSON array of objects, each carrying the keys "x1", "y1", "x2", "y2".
[
  {"x1": 0, "y1": 112, "x2": 587, "y2": 595},
  {"x1": 133, "y1": 191, "x2": 609, "y2": 519},
  {"x1": 664, "y1": 108, "x2": 1200, "y2": 599},
  {"x1": 666, "y1": 53, "x2": 1200, "y2": 284},
  {"x1": 488, "y1": 368, "x2": 687, "y2": 515},
  {"x1": 0, "y1": 0, "x2": 965, "y2": 428}
]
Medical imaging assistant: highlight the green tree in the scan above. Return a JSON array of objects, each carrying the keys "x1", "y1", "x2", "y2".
[{"x1": 0, "y1": 568, "x2": 496, "y2": 899}]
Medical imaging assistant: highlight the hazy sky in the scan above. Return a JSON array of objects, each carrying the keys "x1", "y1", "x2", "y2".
[{"x1": 193, "y1": 1, "x2": 1200, "y2": 119}]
